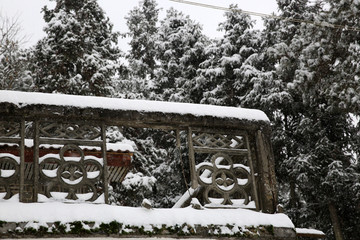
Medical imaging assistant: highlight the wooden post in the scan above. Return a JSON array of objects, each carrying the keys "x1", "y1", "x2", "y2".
[
  {"x1": 255, "y1": 130, "x2": 277, "y2": 213},
  {"x1": 33, "y1": 120, "x2": 40, "y2": 202},
  {"x1": 328, "y1": 202, "x2": 344, "y2": 240},
  {"x1": 245, "y1": 134, "x2": 260, "y2": 211},
  {"x1": 19, "y1": 119, "x2": 25, "y2": 202},
  {"x1": 187, "y1": 127, "x2": 198, "y2": 189},
  {"x1": 101, "y1": 123, "x2": 109, "y2": 204}
]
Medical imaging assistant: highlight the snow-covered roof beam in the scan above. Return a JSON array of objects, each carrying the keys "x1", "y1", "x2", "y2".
[{"x1": 0, "y1": 91, "x2": 269, "y2": 131}]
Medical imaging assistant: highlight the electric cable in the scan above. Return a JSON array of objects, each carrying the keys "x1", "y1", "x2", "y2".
[{"x1": 170, "y1": 0, "x2": 360, "y2": 32}]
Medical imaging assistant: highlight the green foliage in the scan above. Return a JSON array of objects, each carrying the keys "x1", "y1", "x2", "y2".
[
  {"x1": 69, "y1": 221, "x2": 91, "y2": 235},
  {"x1": 247, "y1": 1, "x2": 360, "y2": 239},
  {"x1": 99, "y1": 221, "x2": 122, "y2": 235},
  {"x1": 32, "y1": 0, "x2": 121, "y2": 96},
  {"x1": 125, "y1": 0, "x2": 159, "y2": 79},
  {"x1": 197, "y1": 5, "x2": 260, "y2": 107},
  {"x1": 153, "y1": 7, "x2": 209, "y2": 102},
  {"x1": 52, "y1": 221, "x2": 66, "y2": 234},
  {"x1": 264, "y1": 225, "x2": 274, "y2": 235},
  {"x1": 0, "y1": 221, "x2": 6, "y2": 228}
]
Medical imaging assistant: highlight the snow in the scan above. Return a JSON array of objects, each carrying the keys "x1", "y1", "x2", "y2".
[
  {"x1": 0, "y1": 201, "x2": 294, "y2": 229},
  {"x1": 296, "y1": 228, "x2": 325, "y2": 236},
  {"x1": 205, "y1": 200, "x2": 256, "y2": 209},
  {"x1": 0, "y1": 153, "x2": 20, "y2": 163},
  {"x1": 0, "y1": 139, "x2": 134, "y2": 152},
  {"x1": 172, "y1": 187, "x2": 197, "y2": 208},
  {"x1": 121, "y1": 172, "x2": 156, "y2": 191},
  {"x1": 0, "y1": 169, "x2": 15, "y2": 178},
  {"x1": 0, "y1": 91, "x2": 269, "y2": 122}
]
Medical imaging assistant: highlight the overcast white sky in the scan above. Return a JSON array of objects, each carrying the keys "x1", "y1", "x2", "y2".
[{"x1": 0, "y1": 0, "x2": 278, "y2": 50}]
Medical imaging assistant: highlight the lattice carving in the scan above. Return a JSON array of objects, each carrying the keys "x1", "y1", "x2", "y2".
[
  {"x1": 0, "y1": 154, "x2": 20, "y2": 199},
  {"x1": 39, "y1": 123, "x2": 101, "y2": 140},
  {"x1": 196, "y1": 153, "x2": 252, "y2": 206},
  {"x1": 39, "y1": 144, "x2": 104, "y2": 202},
  {"x1": 193, "y1": 133, "x2": 245, "y2": 149},
  {"x1": 0, "y1": 121, "x2": 20, "y2": 137}
]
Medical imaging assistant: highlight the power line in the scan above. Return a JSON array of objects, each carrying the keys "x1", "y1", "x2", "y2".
[{"x1": 170, "y1": 0, "x2": 360, "y2": 32}]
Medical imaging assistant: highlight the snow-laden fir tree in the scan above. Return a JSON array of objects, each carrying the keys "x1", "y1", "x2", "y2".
[
  {"x1": 110, "y1": 127, "x2": 189, "y2": 208},
  {"x1": 153, "y1": 8, "x2": 209, "y2": 102},
  {"x1": 287, "y1": 0, "x2": 360, "y2": 238},
  {"x1": 111, "y1": 4, "x2": 195, "y2": 208},
  {"x1": 244, "y1": 0, "x2": 318, "y2": 227},
  {"x1": 197, "y1": 5, "x2": 260, "y2": 107},
  {"x1": 0, "y1": 14, "x2": 33, "y2": 90},
  {"x1": 32, "y1": 0, "x2": 121, "y2": 96},
  {"x1": 125, "y1": 0, "x2": 159, "y2": 79},
  {"x1": 113, "y1": 0, "x2": 160, "y2": 100}
]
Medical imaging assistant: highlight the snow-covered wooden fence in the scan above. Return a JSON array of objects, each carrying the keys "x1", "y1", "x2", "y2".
[{"x1": 0, "y1": 91, "x2": 277, "y2": 213}]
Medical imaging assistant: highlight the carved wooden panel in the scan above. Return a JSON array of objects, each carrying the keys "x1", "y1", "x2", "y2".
[
  {"x1": 39, "y1": 122, "x2": 101, "y2": 140},
  {"x1": 196, "y1": 153, "x2": 252, "y2": 206},
  {"x1": 0, "y1": 121, "x2": 20, "y2": 137},
  {"x1": 0, "y1": 153, "x2": 20, "y2": 199},
  {"x1": 192, "y1": 133, "x2": 246, "y2": 150},
  {"x1": 190, "y1": 130, "x2": 259, "y2": 209},
  {"x1": 0, "y1": 120, "x2": 22, "y2": 200},
  {"x1": 39, "y1": 144, "x2": 104, "y2": 202}
]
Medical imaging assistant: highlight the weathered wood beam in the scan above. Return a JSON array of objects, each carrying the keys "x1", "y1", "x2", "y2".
[
  {"x1": 193, "y1": 147, "x2": 248, "y2": 155},
  {"x1": 0, "y1": 102, "x2": 270, "y2": 133}
]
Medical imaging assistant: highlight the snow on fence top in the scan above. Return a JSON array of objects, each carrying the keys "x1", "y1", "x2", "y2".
[
  {"x1": 0, "y1": 90, "x2": 269, "y2": 122},
  {"x1": 0, "y1": 201, "x2": 294, "y2": 229},
  {"x1": 0, "y1": 139, "x2": 133, "y2": 152}
]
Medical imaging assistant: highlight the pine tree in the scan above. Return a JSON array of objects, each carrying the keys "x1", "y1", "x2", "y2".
[
  {"x1": 289, "y1": 0, "x2": 360, "y2": 238},
  {"x1": 125, "y1": 0, "x2": 159, "y2": 79},
  {"x1": 153, "y1": 8, "x2": 208, "y2": 102},
  {"x1": 236, "y1": 1, "x2": 360, "y2": 238},
  {"x1": 32, "y1": 0, "x2": 121, "y2": 96},
  {"x1": 197, "y1": 5, "x2": 260, "y2": 107},
  {"x1": 111, "y1": 127, "x2": 188, "y2": 208},
  {"x1": 246, "y1": 0, "x2": 317, "y2": 226},
  {"x1": 251, "y1": 0, "x2": 360, "y2": 238},
  {"x1": 113, "y1": 9, "x2": 204, "y2": 207},
  {"x1": 0, "y1": 14, "x2": 33, "y2": 90}
]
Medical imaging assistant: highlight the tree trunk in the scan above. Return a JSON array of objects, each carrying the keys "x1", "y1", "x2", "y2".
[{"x1": 328, "y1": 202, "x2": 344, "y2": 240}]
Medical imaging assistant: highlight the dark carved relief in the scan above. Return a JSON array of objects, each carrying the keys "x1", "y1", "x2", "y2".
[
  {"x1": 0, "y1": 118, "x2": 135, "y2": 203},
  {"x1": 39, "y1": 122, "x2": 101, "y2": 140},
  {"x1": 0, "y1": 154, "x2": 20, "y2": 199},
  {"x1": 193, "y1": 133, "x2": 246, "y2": 150},
  {"x1": 192, "y1": 132, "x2": 258, "y2": 209},
  {"x1": 0, "y1": 121, "x2": 20, "y2": 138},
  {"x1": 196, "y1": 153, "x2": 252, "y2": 206},
  {"x1": 0, "y1": 121, "x2": 21, "y2": 200},
  {"x1": 39, "y1": 144, "x2": 104, "y2": 202}
]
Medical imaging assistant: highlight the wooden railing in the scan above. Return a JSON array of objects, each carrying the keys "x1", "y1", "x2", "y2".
[{"x1": 0, "y1": 91, "x2": 277, "y2": 213}]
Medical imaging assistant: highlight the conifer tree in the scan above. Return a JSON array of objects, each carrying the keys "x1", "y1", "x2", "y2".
[
  {"x1": 0, "y1": 14, "x2": 32, "y2": 90},
  {"x1": 32, "y1": 0, "x2": 121, "y2": 96},
  {"x1": 125, "y1": 0, "x2": 159, "y2": 79},
  {"x1": 246, "y1": 0, "x2": 317, "y2": 226},
  {"x1": 249, "y1": 0, "x2": 360, "y2": 238},
  {"x1": 153, "y1": 8, "x2": 208, "y2": 102},
  {"x1": 289, "y1": 0, "x2": 360, "y2": 238},
  {"x1": 197, "y1": 5, "x2": 260, "y2": 107},
  {"x1": 229, "y1": 1, "x2": 360, "y2": 238}
]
